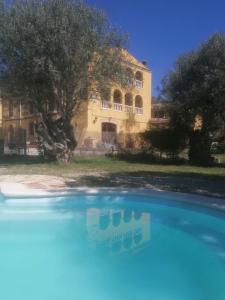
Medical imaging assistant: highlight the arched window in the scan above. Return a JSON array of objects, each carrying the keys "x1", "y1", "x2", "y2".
[
  {"x1": 135, "y1": 71, "x2": 143, "y2": 88},
  {"x1": 99, "y1": 213, "x2": 110, "y2": 230},
  {"x1": 112, "y1": 211, "x2": 122, "y2": 227},
  {"x1": 135, "y1": 95, "x2": 143, "y2": 107},
  {"x1": 134, "y1": 211, "x2": 142, "y2": 220},
  {"x1": 113, "y1": 90, "x2": 122, "y2": 111},
  {"x1": 124, "y1": 210, "x2": 132, "y2": 223},
  {"x1": 135, "y1": 95, "x2": 143, "y2": 114},
  {"x1": 135, "y1": 71, "x2": 143, "y2": 81},
  {"x1": 113, "y1": 90, "x2": 122, "y2": 103},
  {"x1": 124, "y1": 93, "x2": 133, "y2": 113}
]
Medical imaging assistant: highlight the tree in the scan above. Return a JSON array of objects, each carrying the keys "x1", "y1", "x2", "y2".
[
  {"x1": 0, "y1": 0, "x2": 131, "y2": 163},
  {"x1": 141, "y1": 127, "x2": 186, "y2": 159},
  {"x1": 161, "y1": 33, "x2": 225, "y2": 165}
]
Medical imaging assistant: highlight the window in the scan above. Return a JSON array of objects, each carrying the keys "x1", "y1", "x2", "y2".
[
  {"x1": 135, "y1": 95, "x2": 143, "y2": 114},
  {"x1": 113, "y1": 90, "x2": 122, "y2": 111},
  {"x1": 125, "y1": 93, "x2": 133, "y2": 113},
  {"x1": 135, "y1": 71, "x2": 143, "y2": 88},
  {"x1": 113, "y1": 90, "x2": 122, "y2": 103}
]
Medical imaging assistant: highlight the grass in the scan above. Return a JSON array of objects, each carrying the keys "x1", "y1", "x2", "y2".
[
  {"x1": 0, "y1": 154, "x2": 225, "y2": 198},
  {"x1": 0, "y1": 154, "x2": 225, "y2": 176}
]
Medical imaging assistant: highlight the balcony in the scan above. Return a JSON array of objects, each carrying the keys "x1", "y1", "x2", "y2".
[
  {"x1": 101, "y1": 100, "x2": 111, "y2": 110},
  {"x1": 135, "y1": 80, "x2": 143, "y2": 89},
  {"x1": 114, "y1": 103, "x2": 122, "y2": 111},
  {"x1": 134, "y1": 107, "x2": 143, "y2": 114},
  {"x1": 125, "y1": 105, "x2": 133, "y2": 113}
]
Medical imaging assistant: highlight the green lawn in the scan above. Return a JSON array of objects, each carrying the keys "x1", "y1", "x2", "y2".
[
  {"x1": 0, "y1": 155, "x2": 225, "y2": 198},
  {"x1": 0, "y1": 154, "x2": 224, "y2": 176}
]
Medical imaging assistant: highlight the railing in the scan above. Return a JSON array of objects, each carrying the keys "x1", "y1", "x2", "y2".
[
  {"x1": 135, "y1": 107, "x2": 143, "y2": 114},
  {"x1": 114, "y1": 103, "x2": 123, "y2": 111},
  {"x1": 150, "y1": 117, "x2": 169, "y2": 124},
  {"x1": 124, "y1": 105, "x2": 133, "y2": 113},
  {"x1": 101, "y1": 100, "x2": 111, "y2": 109},
  {"x1": 135, "y1": 80, "x2": 143, "y2": 89}
]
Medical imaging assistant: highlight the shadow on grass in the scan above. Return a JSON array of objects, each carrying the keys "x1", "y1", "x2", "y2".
[
  {"x1": 113, "y1": 151, "x2": 225, "y2": 168},
  {"x1": 113, "y1": 152, "x2": 186, "y2": 165},
  {"x1": 65, "y1": 170, "x2": 225, "y2": 199}
]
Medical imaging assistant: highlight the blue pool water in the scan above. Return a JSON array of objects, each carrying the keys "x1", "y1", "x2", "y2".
[{"x1": 0, "y1": 192, "x2": 225, "y2": 300}]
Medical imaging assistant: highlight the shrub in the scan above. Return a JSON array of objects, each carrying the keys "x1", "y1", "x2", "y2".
[{"x1": 141, "y1": 128, "x2": 187, "y2": 159}]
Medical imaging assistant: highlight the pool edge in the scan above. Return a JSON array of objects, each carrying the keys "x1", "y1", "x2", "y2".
[{"x1": 0, "y1": 182, "x2": 225, "y2": 215}]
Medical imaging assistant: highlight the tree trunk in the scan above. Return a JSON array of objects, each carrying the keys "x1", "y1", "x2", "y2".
[
  {"x1": 36, "y1": 115, "x2": 77, "y2": 164},
  {"x1": 56, "y1": 148, "x2": 73, "y2": 164}
]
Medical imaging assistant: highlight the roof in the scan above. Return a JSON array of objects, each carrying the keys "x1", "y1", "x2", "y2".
[{"x1": 121, "y1": 49, "x2": 150, "y2": 72}]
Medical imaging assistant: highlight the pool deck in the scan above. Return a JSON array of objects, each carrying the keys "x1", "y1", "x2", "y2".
[
  {"x1": 0, "y1": 175, "x2": 225, "y2": 215},
  {"x1": 0, "y1": 175, "x2": 69, "y2": 197}
]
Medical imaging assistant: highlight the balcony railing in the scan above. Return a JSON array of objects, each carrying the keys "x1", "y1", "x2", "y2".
[
  {"x1": 114, "y1": 103, "x2": 123, "y2": 111},
  {"x1": 135, "y1": 80, "x2": 143, "y2": 89},
  {"x1": 135, "y1": 107, "x2": 143, "y2": 114},
  {"x1": 101, "y1": 100, "x2": 111, "y2": 109},
  {"x1": 125, "y1": 105, "x2": 133, "y2": 113}
]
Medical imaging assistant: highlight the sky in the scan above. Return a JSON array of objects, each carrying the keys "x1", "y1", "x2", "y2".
[{"x1": 86, "y1": 0, "x2": 225, "y2": 96}]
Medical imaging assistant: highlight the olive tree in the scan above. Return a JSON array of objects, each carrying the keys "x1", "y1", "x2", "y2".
[
  {"x1": 161, "y1": 33, "x2": 225, "y2": 165},
  {"x1": 0, "y1": 0, "x2": 131, "y2": 162}
]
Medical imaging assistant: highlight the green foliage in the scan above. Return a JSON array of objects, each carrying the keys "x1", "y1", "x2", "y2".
[
  {"x1": 189, "y1": 130, "x2": 214, "y2": 165},
  {"x1": 141, "y1": 128, "x2": 186, "y2": 159},
  {"x1": 211, "y1": 141, "x2": 225, "y2": 154},
  {"x1": 161, "y1": 32, "x2": 225, "y2": 164},
  {"x1": 0, "y1": 0, "x2": 131, "y2": 162}
]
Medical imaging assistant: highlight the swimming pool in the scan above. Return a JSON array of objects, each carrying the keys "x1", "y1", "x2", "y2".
[{"x1": 0, "y1": 191, "x2": 225, "y2": 300}]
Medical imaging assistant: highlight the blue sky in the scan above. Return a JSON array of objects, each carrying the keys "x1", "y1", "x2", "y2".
[{"x1": 86, "y1": 0, "x2": 225, "y2": 96}]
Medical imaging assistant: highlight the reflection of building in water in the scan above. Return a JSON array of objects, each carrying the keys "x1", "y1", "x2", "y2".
[{"x1": 86, "y1": 208, "x2": 150, "y2": 255}]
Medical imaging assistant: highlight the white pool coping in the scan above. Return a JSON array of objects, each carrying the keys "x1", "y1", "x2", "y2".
[{"x1": 0, "y1": 181, "x2": 225, "y2": 215}]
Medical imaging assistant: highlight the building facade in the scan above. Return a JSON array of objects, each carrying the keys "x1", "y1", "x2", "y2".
[{"x1": 0, "y1": 51, "x2": 152, "y2": 154}]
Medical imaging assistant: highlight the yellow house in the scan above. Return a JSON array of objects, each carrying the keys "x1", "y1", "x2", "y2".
[
  {"x1": 1, "y1": 51, "x2": 152, "y2": 154},
  {"x1": 74, "y1": 52, "x2": 151, "y2": 150}
]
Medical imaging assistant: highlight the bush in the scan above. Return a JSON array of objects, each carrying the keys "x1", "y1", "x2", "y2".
[
  {"x1": 189, "y1": 130, "x2": 214, "y2": 165},
  {"x1": 211, "y1": 141, "x2": 225, "y2": 154},
  {"x1": 141, "y1": 128, "x2": 187, "y2": 159}
]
